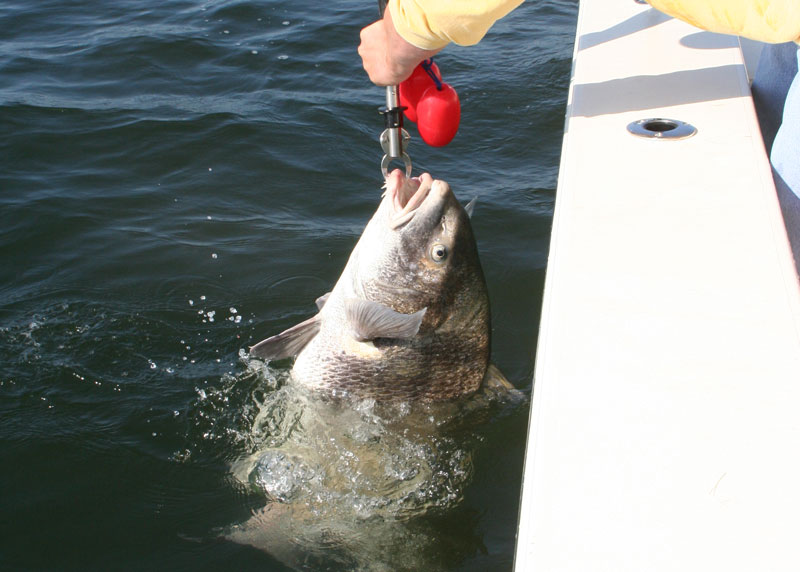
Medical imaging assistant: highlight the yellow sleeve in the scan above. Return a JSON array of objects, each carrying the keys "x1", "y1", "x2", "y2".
[
  {"x1": 388, "y1": 0, "x2": 526, "y2": 50},
  {"x1": 647, "y1": 0, "x2": 800, "y2": 43}
]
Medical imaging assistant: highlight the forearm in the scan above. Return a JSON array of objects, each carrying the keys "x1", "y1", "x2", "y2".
[
  {"x1": 648, "y1": 0, "x2": 800, "y2": 43},
  {"x1": 358, "y1": 7, "x2": 441, "y2": 86},
  {"x1": 358, "y1": 0, "x2": 525, "y2": 85}
]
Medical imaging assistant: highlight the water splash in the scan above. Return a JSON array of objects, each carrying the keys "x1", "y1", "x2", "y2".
[{"x1": 182, "y1": 351, "x2": 526, "y2": 571}]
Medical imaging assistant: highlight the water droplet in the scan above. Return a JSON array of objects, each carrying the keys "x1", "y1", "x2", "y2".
[
  {"x1": 277, "y1": 55, "x2": 289, "y2": 60},
  {"x1": 212, "y1": 253, "x2": 218, "y2": 259},
  {"x1": 251, "y1": 50, "x2": 259, "y2": 55}
]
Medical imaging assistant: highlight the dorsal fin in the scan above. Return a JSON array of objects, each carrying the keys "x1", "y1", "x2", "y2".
[
  {"x1": 315, "y1": 292, "x2": 331, "y2": 310},
  {"x1": 464, "y1": 197, "x2": 477, "y2": 218}
]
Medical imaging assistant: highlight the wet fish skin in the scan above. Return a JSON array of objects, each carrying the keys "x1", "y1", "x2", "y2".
[{"x1": 251, "y1": 171, "x2": 491, "y2": 401}]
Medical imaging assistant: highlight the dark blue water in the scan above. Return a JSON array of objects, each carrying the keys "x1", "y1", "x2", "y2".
[{"x1": 0, "y1": 0, "x2": 576, "y2": 569}]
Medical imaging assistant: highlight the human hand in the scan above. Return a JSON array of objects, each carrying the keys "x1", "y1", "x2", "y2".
[{"x1": 358, "y1": 7, "x2": 441, "y2": 86}]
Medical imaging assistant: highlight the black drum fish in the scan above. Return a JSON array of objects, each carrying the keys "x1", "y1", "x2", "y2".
[{"x1": 251, "y1": 170, "x2": 510, "y2": 400}]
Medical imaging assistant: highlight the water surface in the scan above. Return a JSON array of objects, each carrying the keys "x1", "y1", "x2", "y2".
[{"x1": 0, "y1": 0, "x2": 577, "y2": 569}]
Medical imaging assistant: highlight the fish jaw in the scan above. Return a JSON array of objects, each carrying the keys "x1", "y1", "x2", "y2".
[{"x1": 385, "y1": 170, "x2": 434, "y2": 230}]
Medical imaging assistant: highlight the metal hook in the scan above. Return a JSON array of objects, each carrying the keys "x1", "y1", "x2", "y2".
[
  {"x1": 380, "y1": 127, "x2": 411, "y2": 178},
  {"x1": 381, "y1": 152, "x2": 412, "y2": 179}
]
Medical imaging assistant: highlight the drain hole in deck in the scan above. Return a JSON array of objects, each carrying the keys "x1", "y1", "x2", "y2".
[{"x1": 642, "y1": 119, "x2": 678, "y2": 133}]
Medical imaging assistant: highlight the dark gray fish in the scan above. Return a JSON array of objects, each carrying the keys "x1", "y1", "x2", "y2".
[{"x1": 251, "y1": 170, "x2": 509, "y2": 400}]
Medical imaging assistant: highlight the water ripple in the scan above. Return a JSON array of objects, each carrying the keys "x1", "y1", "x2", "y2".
[{"x1": 0, "y1": 0, "x2": 576, "y2": 568}]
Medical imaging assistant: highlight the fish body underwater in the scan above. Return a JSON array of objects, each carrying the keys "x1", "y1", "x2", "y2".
[
  {"x1": 251, "y1": 170, "x2": 496, "y2": 400},
  {"x1": 230, "y1": 171, "x2": 523, "y2": 570}
]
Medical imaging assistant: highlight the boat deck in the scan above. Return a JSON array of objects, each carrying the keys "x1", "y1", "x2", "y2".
[{"x1": 514, "y1": 0, "x2": 800, "y2": 569}]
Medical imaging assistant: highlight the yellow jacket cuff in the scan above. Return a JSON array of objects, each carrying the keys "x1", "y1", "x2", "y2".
[{"x1": 389, "y1": 0, "x2": 525, "y2": 50}]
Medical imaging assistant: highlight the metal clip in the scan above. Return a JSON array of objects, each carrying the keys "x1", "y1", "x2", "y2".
[
  {"x1": 380, "y1": 129, "x2": 412, "y2": 178},
  {"x1": 379, "y1": 85, "x2": 412, "y2": 178}
]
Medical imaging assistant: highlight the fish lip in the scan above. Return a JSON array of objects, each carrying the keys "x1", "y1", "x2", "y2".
[{"x1": 386, "y1": 171, "x2": 433, "y2": 230}]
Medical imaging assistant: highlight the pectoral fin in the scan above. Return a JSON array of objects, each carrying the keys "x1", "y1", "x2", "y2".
[
  {"x1": 345, "y1": 299, "x2": 426, "y2": 342},
  {"x1": 482, "y1": 363, "x2": 526, "y2": 403},
  {"x1": 250, "y1": 314, "x2": 321, "y2": 360}
]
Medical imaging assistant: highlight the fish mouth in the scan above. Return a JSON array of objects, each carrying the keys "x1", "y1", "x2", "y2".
[{"x1": 385, "y1": 170, "x2": 434, "y2": 230}]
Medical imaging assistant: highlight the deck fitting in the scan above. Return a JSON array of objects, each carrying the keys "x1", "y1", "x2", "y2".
[{"x1": 627, "y1": 118, "x2": 697, "y2": 140}]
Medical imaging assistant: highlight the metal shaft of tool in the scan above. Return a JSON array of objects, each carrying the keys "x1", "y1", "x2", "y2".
[
  {"x1": 380, "y1": 0, "x2": 397, "y2": 149},
  {"x1": 384, "y1": 85, "x2": 402, "y2": 158}
]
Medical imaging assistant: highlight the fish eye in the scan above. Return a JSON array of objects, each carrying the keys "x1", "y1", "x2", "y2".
[{"x1": 430, "y1": 244, "x2": 448, "y2": 262}]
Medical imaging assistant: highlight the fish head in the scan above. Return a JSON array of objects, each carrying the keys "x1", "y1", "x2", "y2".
[{"x1": 354, "y1": 170, "x2": 489, "y2": 333}]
